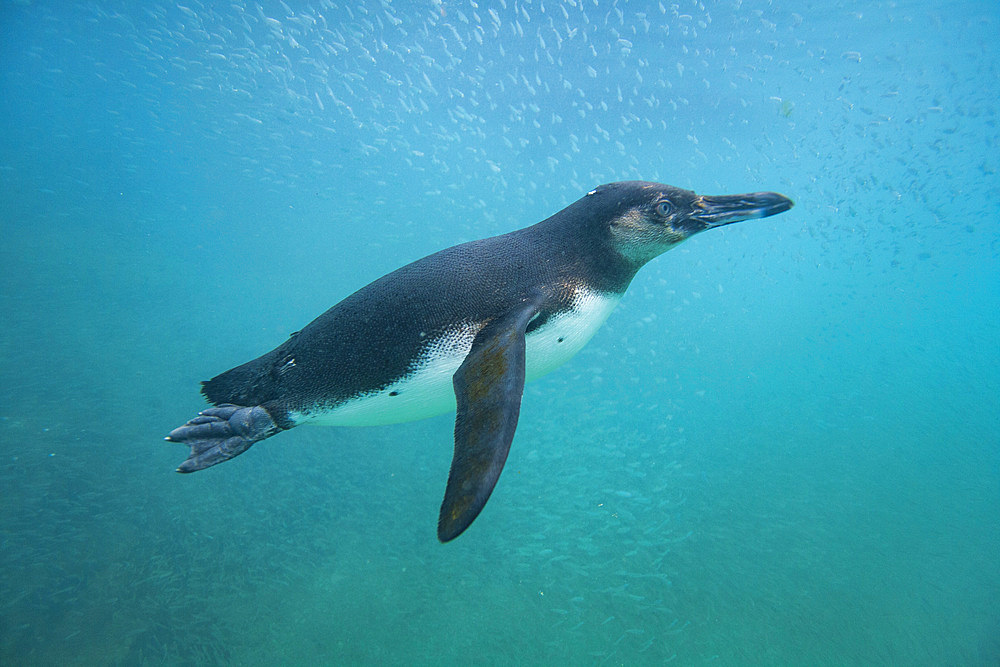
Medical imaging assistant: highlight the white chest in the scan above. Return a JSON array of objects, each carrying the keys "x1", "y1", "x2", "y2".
[{"x1": 291, "y1": 289, "x2": 621, "y2": 427}]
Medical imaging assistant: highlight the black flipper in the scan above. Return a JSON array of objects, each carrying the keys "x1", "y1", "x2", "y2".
[
  {"x1": 166, "y1": 404, "x2": 281, "y2": 473},
  {"x1": 438, "y1": 291, "x2": 546, "y2": 542}
]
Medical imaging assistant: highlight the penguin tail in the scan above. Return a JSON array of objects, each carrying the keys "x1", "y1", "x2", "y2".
[
  {"x1": 199, "y1": 356, "x2": 274, "y2": 407},
  {"x1": 200, "y1": 368, "x2": 248, "y2": 405}
]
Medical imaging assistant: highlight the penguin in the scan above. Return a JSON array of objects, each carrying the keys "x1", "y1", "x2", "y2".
[{"x1": 166, "y1": 181, "x2": 793, "y2": 541}]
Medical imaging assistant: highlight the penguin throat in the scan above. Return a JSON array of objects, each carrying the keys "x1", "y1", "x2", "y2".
[{"x1": 613, "y1": 234, "x2": 687, "y2": 267}]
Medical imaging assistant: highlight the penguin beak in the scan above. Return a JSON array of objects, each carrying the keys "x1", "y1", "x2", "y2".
[{"x1": 690, "y1": 192, "x2": 794, "y2": 229}]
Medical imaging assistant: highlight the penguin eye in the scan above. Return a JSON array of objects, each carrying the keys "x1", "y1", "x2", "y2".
[{"x1": 655, "y1": 201, "x2": 674, "y2": 217}]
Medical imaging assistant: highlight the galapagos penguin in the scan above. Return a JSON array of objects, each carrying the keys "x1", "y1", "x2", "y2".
[{"x1": 166, "y1": 181, "x2": 794, "y2": 541}]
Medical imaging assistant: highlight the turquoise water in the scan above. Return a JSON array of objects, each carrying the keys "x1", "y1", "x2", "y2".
[{"x1": 2, "y1": 0, "x2": 998, "y2": 664}]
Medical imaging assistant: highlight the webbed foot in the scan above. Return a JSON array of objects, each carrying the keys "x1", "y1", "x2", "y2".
[{"x1": 166, "y1": 404, "x2": 280, "y2": 472}]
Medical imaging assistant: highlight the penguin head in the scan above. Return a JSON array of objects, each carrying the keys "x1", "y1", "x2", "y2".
[{"x1": 594, "y1": 181, "x2": 794, "y2": 266}]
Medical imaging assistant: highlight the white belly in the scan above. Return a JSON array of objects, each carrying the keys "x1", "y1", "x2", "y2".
[{"x1": 291, "y1": 289, "x2": 621, "y2": 426}]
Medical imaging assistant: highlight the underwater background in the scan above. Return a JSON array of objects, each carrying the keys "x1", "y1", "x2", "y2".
[{"x1": 2, "y1": 0, "x2": 998, "y2": 664}]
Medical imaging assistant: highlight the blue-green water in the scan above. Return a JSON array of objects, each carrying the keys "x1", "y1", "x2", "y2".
[{"x1": 2, "y1": 0, "x2": 998, "y2": 664}]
